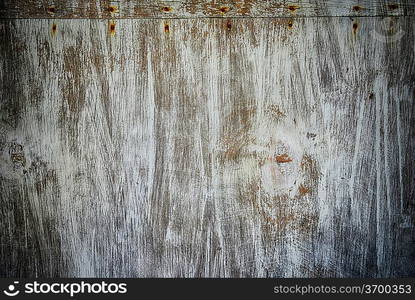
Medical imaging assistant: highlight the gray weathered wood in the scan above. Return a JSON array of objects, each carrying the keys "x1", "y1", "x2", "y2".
[
  {"x1": 0, "y1": 9, "x2": 414, "y2": 278},
  {"x1": 0, "y1": 0, "x2": 415, "y2": 19}
]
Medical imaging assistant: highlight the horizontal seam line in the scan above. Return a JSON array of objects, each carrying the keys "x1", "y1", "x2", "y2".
[{"x1": 0, "y1": 14, "x2": 414, "y2": 20}]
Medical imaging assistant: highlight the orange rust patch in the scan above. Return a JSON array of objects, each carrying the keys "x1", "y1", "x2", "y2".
[
  {"x1": 352, "y1": 22, "x2": 359, "y2": 34},
  {"x1": 287, "y1": 5, "x2": 300, "y2": 12},
  {"x1": 388, "y1": 3, "x2": 399, "y2": 10},
  {"x1": 226, "y1": 20, "x2": 232, "y2": 30},
  {"x1": 108, "y1": 5, "x2": 118, "y2": 13},
  {"x1": 352, "y1": 5, "x2": 363, "y2": 12},
  {"x1": 108, "y1": 21, "x2": 116, "y2": 35},
  {"x1": 202, "y1": 3, "x2": 232, "y2": 16},
  {"x1": 51, "y1": 23, "x2": 57, "y2": 35},
  {"x1": 164, "y1": 23, "x2": 170, "y2": 33},
  {"x1": 298, "y1": 184, "x2": 311, "y2": 196},
  {"x1": 274, "y1": 154, "x2": 293, "y2": 163},
  {"x1": 219, "y1": 6, "x2": 230, "y2": 13},
  {"x1": 288, "y1": 20, "x2": 294, "y2": 28},
  {"x1": 161, "y1": 6, "x2": 172, "y2": 12}
]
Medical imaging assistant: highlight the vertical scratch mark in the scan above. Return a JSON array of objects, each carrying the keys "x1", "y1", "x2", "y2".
[
  {"x1": 350, "y1": 95, "x2": 365, "y2": 219},
  {"x1": 396, "y1": 94, "x2": 403, "y2": 213},
  {"x1": 382, "y1": 86, "x2": 392, "y2": 277},
  {"x1": 382, "y1": 90, "x2": 391, "y2": 223},
  {"x1": 146, "y1": 48, "x2": 156, "y2": 222},
  {"x1": 375, "y1": 83, "x2": 383, "y2": 273}
]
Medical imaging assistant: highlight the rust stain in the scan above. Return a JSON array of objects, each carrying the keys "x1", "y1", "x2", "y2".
[
  {"x1": 164, "y1": 22, "x2": 170, "y2": 33},
  {"x1": 51, "y1": 23, "x2": 57, "y2": 35},
  {"x1": 108, "y1": 21, "x2": 116, "y2": 35},
  {"x1": 352, "y1": 22, "x2": 359, "y2": 35},
  {"x1": 298, "y1": 184, "x2": 311, "y2": 196},
  {"x1": 274, "y1": 154, "x2": 293, "y2": 163},
  {"x1": 219, "y1": 6, "x2": 230, "y2": 14},
  {"x1": 202, "y1": 3, "x2": 232, "y2": 16},
  {"x1": 108, "y1": 5, "x2": 119, "y2": 14},
  {"x1": 226, "y1": 20, "x2": 232, "y2": 30},
  {"x1": 352, "y1": 5, "x2": 363, "y2": 12},
  {"x1": 388, "y1": 4, "x2": 399, "y2": 10},
  {"x1": 47, "y1": 6, "x2": 56, "y2": 14},
  {"x1": 161, "y1": 6, "x2": 173, "y2": 12},
  {"x1": 287, "y1": 5, "x2": 300, "y2": 12},
  {"x1": 288, "y1": 20, "x2": 294, "y2": 29}
]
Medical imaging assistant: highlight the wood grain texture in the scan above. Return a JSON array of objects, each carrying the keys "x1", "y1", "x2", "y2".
[
  {"x1": 1, "y1": 0, "x2": 415, "y2": 19},
  {"x1": 0, "y1": 15, "x2": 414, "y2": 277}
]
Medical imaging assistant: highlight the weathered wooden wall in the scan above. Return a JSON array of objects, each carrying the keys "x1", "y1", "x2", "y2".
[
  {"x1": 1, "y1": 0, "x2": 415, "y2": 18},
  {"x1": 0, "y1": 1, "x2": 414, "y2": 277}
]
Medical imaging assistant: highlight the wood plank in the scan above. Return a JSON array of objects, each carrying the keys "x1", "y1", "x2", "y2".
[
  {"x1": 0, "y1": 16, "x2": 414, "y2": 277},
  {"x1": 0, "y1": 0, "x2": 414, "y2": 19}
]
